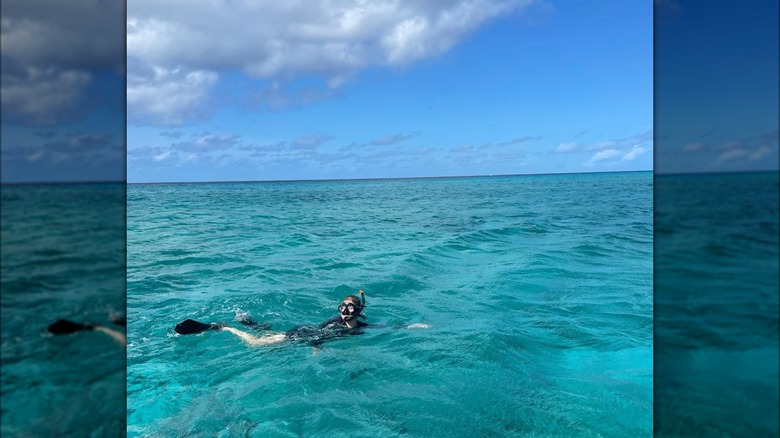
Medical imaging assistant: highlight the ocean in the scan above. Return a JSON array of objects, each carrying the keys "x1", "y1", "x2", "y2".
[
  {"x1": 654, "y1": 171, "x2": 779, "y2": 436},
  {"x1": 126, "y1": 172, "x2": 653, "y2": 437},
  {"x1": 3, "y1": 172, "x2": 773, "y2": 436},
  {"x1": 0, "y1": 183, "x2": 126, "y2": 437}
]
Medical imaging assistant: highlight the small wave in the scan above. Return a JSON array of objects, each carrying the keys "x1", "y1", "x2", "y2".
[
  {"x1": 571, "y1": 243, "x2": 612, "y2": 258},
  {"x1": 313, "y1": 262, "x2": 363, "y2": 271}
]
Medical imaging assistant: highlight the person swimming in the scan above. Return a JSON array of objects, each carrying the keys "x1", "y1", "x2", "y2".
[
  {"x1": 174, "y1": 290, "x2": 430, "y2": 347},
  {"x1": 48, "y1": 313, "x2": 127, "y2": 346}
]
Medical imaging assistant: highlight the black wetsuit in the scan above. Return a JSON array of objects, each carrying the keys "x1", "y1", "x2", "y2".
[
  {"x1": 318, "y1": 316, "x2": 368, "y2": 330},
  {"x1": 284, "y1": 316, "x2": 368, "y2": 346},
  {"x1": 238, "y1": 314, "x2": 390, "y2": 346}
]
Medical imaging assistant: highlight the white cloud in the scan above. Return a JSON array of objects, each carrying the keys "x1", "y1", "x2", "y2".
[
  {"x1": 128, "y1": 1, "x2": 530, "y2": 73},
  {"x1": 127, "y1": 66, "x2": 218, "y2": 125},
  {"x1": 1, "y1": 67, "x2": 91, "y2": 125},
  {"x1": 622, "y1": 145, "x2": 647, "y2": 161},
  {"x1": 2, "y1": 0, "x2": 124, "y2": 71},
  {"x1": 28, "y1": 151, "x2": 45, "y2": 161},
  {"x1": 127, "y1": 0, "x2": 534, "y2": 124},
  {"x1": 368, "y1": 132, "x2": 418, "y2": 146},
  {"x1": 574, "y1": 130, "x2": 653, "y2": 167},
  {"x1": 171, "y1": 134, "x2": 240, "y2": 152},
  {"x1": 153, "y1": 151, "x2": 173, "y2": 161},
  {"x1": 555, "y1": 142, "x2": 577, "y2": 153},
  {"x1": 591, "y1": 141, "x2": 618, "y2": 151},
  {"x1": 713, "y1": 144, "x2": 773, "y2": 164},
  {"x1": 702, "y1": 129, "x2": 778, "y2": 166},
  {"x1": 749, "y1": 145, "x2": 771, "y2": 161},
  {"x1": 716, "y1": 148, "x2": 748, "y2": 163},
  {"x1": 588, "y1": 148, "x2": 621, "y2": 163},
  {"x1": 1, "y1": 0, "x2": 124, "y2": 125}
]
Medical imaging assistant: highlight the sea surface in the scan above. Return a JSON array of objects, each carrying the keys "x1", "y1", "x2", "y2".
[
  {"x1": 127, "y1": 172, "x2": 653, "y2": 437},
  {"x1": 654, "y1": 171, "x2": 779, "y2": 437},
  {"x1": 0, "y1": 183, "x2": 126, "y2": 437}
]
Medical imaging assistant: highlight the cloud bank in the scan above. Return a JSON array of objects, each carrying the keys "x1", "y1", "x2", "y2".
[
  {"x1": 676, "y1": 128, "x2": 779, "y2": 169},
  {"x1": 127, "y1": 0, "x2": 534, "y2": 125},
  {"x1": 1, "y1": 0, "x2": 124, "y2": 125}
]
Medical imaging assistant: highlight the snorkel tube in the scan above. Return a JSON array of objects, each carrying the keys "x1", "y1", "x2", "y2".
[
  {"x1": 357, "y1": 289, "x2": 366, "y2": 320},
  {"x1": 359, "y1": 289, "x2": 366, "y2": 308}
]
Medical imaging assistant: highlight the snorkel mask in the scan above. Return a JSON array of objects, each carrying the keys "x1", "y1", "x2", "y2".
[{"x1": 338, "y1": 290, "x2": 366, "y2": 321}]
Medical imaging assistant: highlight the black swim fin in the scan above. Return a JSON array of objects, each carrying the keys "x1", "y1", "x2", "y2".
[
  {"x1": 174, "y1": 319, "x2": 225, "y2": 335},
  {"x1": 48, "y1": 319, "x2": 95, "y2": 334}
]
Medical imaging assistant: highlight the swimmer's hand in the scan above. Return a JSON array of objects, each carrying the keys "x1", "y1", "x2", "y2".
[{"x1": 407, "y1": 323, "x2": 431, "y2": 329}]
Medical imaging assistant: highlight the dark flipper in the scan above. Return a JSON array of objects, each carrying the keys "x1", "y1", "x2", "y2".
[
  {"x1": 111, "y1": 316, "x2": 127, "y2": 327},
  {"x1": 48, "y1": 319, "x2": 95, "y2": 334},
  {"x1": 174, "y1": 319, "x2": 224, "y2": 335}
]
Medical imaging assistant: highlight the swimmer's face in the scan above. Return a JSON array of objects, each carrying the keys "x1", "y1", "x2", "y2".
[{"x1": 338, "y1": 299, "x2": 360, "y2": 319}]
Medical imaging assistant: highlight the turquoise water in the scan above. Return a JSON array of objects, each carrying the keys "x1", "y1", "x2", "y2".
[
  {"x1": 127, "y1": 172, "x2": 653, "y2": 437},
  {"x1": 654, "y1": 172, "x2": 779, "y2": 436},
  {"x1": 0, "y1": 184, "x2": 126, "y2": 437}
]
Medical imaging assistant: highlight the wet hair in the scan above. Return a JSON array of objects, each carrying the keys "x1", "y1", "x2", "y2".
[{"x1": 342, "y1": 295, "x2": 362, "y2": 306}]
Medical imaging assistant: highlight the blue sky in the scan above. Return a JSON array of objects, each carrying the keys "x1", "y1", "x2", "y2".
[
  {"x1": 1, "y1": 0, "x2": 125, "y2": 183},
  {"x1": 125, "y1": 0, "x2": 653, "y2": 183},
  {"x1": 654, "y1": 0, "x2": 779, "y2": 174},
  {"x1": 2, "y1": 1, "x2": 776, "y2": 183}
]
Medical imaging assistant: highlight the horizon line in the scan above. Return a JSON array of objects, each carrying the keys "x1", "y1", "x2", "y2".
[
  {"x1": 126, "y1": 169, "x2": 653, "y2": 185},
  {"x1": 2, "y1": 169, "x2": 649, "y2": 186},
  {"x1": 3, "y1": 168, "x2": 778, "y2": 186}
]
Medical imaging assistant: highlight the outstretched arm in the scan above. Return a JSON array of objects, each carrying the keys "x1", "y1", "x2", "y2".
[
  {"x1": 221, "y1": 326, "x2": 287, "y2": 347},
  {"x1": 48, "y1": 319, "x2": 126, "y2": 347},
  {"x1": 94, "y1": 325, "x2": 127, "y2": 346},
  {"x1": 364, "y1": 323, "x2": 431, "y2": 329}
]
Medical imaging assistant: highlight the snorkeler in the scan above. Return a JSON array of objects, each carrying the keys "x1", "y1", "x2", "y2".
[
  {"x1": 174, "y1": 290, "x2": 430, "y2": 347},
  {"x1": 48, "y1": 313, "x2": 127, "y2": 346}
]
